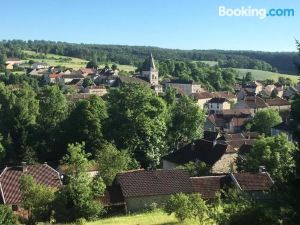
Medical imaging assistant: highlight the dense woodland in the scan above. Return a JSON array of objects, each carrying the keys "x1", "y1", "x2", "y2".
[{"x1": 0, "y1": 40, "x2": 299, "y2": 74}]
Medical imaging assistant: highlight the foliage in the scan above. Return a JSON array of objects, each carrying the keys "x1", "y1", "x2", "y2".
[
  {"x1": 237, "y1": 134, "x2": 297, "y2": 182},
  {"x1": 61, "y1": 95, "x2": 107, "y2": 156},
  {"x1": 55, "y1": 143, "x2": 104, "y2": 222},
  {"x1": 177, "y1": 161, "x2": 210, "y2": 176},
  {"x1": 167, "y1": 95, "x2": 205, "y2": 149},
  {"x1": 82, "y1": 77, "x2": 94, "y2": 88},
  {"x1": 106, "y1": 83, "x2": 168, "y2": 168},
  {"x1": 86, "y1": 61, "x2": 98, "y2": 69},
  {"x1": 95, "y1": 142, "x2": 130, "y2": 185},
  {"x1": 20, "y1": 174, "x2": 55, "y2": 223},
  {"x1": 0, "y1": 205, "x2": 17, "y2": 225},
  {"x1": 250, "y1": 109, "x2": 282, "y2": 135},
  {"x1": 164, "y1": 193, "x2": 209, "y2": 223},
  {"x1": 0, "y1": 83, "x2": 39, "y2": 163}
]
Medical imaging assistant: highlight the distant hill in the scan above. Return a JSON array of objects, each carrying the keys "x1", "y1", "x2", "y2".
[{"x1": 1, "y1": 40, "x2": 299, "y2": 74}]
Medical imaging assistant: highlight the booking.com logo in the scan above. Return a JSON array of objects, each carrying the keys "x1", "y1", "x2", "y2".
[{"x1": 219, "y1": 6, "x2": 295, "y2": 19}]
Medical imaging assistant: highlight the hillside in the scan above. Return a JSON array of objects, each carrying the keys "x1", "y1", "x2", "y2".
[
  {"x1": 23, "y1": 50, "x2": 136, "y2": 72},
  {"x1": 235, "y1": 68, "x2": 299, "y2": 83},
  {"x1": 2, "y1": 40, "x2": 299, "y2": 74}
]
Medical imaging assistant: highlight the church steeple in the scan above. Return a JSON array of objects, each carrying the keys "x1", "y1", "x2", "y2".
[
  {"x1": 141, "y1": 52, "x2": 159, "y2": 85},
  {"x1": 149, "y1": 52, "x2": 156, "y2": 70}
]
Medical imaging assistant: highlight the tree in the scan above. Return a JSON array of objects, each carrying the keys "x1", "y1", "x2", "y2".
[
  {"x1": 177, "y1": 161, "x2": 210, "y2": 176},
  {"x1": 36, "y1": 85, "x2": 68, "y2": 161},
  {"x1": 54, "y1": 143, "x2": 104, "y2": 222},
  {"x1": 237, "y1": 134, "x2": 297, "y2": 182},
  {"x1": 86, "y1": 61, "x2": 98, "y2": 69},
  {"x1": 0, "y1": 83, "x2": 39, "y2": 164},
  {"x1": 61, "y1": 96, "x2": 107, "y2": 156},
  {"x1": 106, "y1": 83, "x2": 168, "y2": 168},
  {"x1": 111, "y1": 64, "x2": 118, "y2": 71},
  {"x1": 164, "y1": 193, "x2": 209, "y2": 223},
  {"x1": 164, "y1": 193, "x2": 193, "y2": 222},
  {"x1": 82, "y1": 77, "x2": 94, "y2": 88},
  {"x1": 244, "y1": 72, "x2": 253, "y2": 82},
  {"x1": 20, "y1": 174, "x2": 55, "y2": 223},
  {"x1": 168, "y1": 95, "x2": 205, "y2": 149},
  {"x1": 95, "y1": 142, "x2": 130, "y2": 185},
  {"x1": 250, "y1": 109, "x2": 282, "y2": 135},
  {"x1": 0, "y1": 205, "x2": 17, "y2": 225}
]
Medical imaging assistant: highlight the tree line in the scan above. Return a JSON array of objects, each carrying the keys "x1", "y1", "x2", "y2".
[{"x1": 1, "y1": 39, "x2": 299, "y2": 74}]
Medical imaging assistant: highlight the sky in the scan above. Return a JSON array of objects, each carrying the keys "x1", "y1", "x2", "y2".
[{"x1": 1, "y1": 0, "x2": 299, "y2": 52}]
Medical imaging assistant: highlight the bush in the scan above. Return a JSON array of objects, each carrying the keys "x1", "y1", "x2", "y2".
[
  {"x1": 0, "y1": 205, "x2": 18, "y2": 225},
  {"x1": 164, "y1": 193, "x2": 209, "y2": 223}
]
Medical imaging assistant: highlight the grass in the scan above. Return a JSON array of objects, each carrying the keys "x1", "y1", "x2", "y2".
[
  {"x1": 22, "y1": 50, "x2": 136, "y2": 72},
  {"x1": 87, "y1": 211, "x2": 197, "y2": 225},
  {"x1": 199, "y1": 61, "x2": 218, "y2": 66},
  {"x1": 235, "y1": 68, "x2": 299, "y2": 83}
]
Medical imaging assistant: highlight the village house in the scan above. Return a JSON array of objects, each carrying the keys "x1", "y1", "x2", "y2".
[
  {"x1": 243, "y1": 81, "x2": 263, "y2": 94},
  {"x1": 31, "y1": 62, "x2": 48, "y2": 69},
  {"x1": 192, "y1": 92, "x2": 215, "y2": 109},
  {"x1": 283, "y1": 86, "x2": 299, "y2": 100},
  {"x1": 113, "y1": 169, "x2": 193, "y2": 212},
  {"x1": 266, "y1": 97, "x2": 291, "y2": 111},
  {"x1": 0, "y1": 163, "x2": 62, "y2": 217},
  {"x1": 234, "y1": 96, "x2": 268, "y2": 114},
  {"x1": 205, "y1": 109, "x2": 252, "y2": 133},
  {"x1": 165, "y1": 79, "x2": 203, "y2": 96},
  {"x1": 83, "y1": 85, "x2": 107, "y2": 96},
  {"x1": 206, "y1": 97, "x2": 231, "y2": 113},
  {"x1": 101, "y1": 169, "x2": 274, "y2": 211},
  {"x1": 162, "y1": 139, "x2": 228, "y2": 170},
  {"x1": 5, "y1": 58, "x2": 23, "y2": 70}
]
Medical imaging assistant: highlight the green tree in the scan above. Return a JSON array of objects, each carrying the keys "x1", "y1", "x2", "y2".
[
  {"x1": 111, "y1": 64, "x2": 118, "y2": 71},
  {"x1": 164, "y1": 193, "x2": 193, "y2": 222},
  {"x1": 177, "y1": 161, "x2": 210, "y2": 176},
  {"x1": 20, "y1": 174, "x2": 55, "y2": 223},
  {"x1": 95, "y1": 142, "x2": 130, "y2": 185},
  {"x1": 168, "y1": 95, "x2": 205, "y2": 149},
  {"x1": 86, "y1": 61, "x2": 98, "y2": 69},
  {"x1": 0, "y1": 205, "x2": 17, "y2": 225},
  {"x1": 82, "y1": 77, "x2": 94, "y2": 88},
  {"x1": 54, "y1": 143, "x2": 104, "y2": 222},
  {"x1": 106, "y1": 83, "x2": 168, "y2": 168},
  {"x1": 250, "y1": 109, "x2": 282, "y2": 135},
  {"x1": 237, "y1": 134, "x2": 297, "y2": 182},
  {"x1": 36, "y1": 85, "x2": 68, "y2": 161},
  {"x1": 244, "y1": 72, "x2": 253, "y2": 82},
  {"x1": 0, "y1": 83, "x2": 39, "y2": 163},
  {"x1": 61, "y1": 95, "x2": 107, "y2": 155},
  {"x1": 164, "y1": 193, "x2": 209, "y2": 223}
]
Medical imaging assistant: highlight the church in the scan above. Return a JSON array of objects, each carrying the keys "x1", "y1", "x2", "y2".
[{"x1": 141, "y1": 53, "x2": 159, "y2": 85}]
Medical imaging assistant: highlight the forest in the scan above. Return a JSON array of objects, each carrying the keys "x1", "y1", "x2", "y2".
[{"x1": 0, "y1": 40, "x2": 299, "y2": 74}]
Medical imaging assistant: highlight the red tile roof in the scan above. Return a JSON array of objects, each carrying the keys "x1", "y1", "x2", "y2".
[
  {"x1": 116, "y1": 169, "x2": 192, "y2": 198},
  {"x1": 266, "y1": 97, "x2": 290, "y2": 107},
  {"x1": 0, "y1": 164, "x2": 61, "y2": 204},
  {"x1": 193, "y1": 92, "x2": 214, "y2": 100},
  {"x1": 190, "y1": 176, "x2": 228, "y2": 199},
  {"x1": 244, "y1": 96, "x2": 268, "y2": 108},
  {"x1": 231, "y1": 173, "x2": 273, "y2": 191}
]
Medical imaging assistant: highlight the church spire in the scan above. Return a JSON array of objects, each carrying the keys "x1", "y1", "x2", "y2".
[{"x1": 149, "y1": 52, "x2": 156, "y2": 70}]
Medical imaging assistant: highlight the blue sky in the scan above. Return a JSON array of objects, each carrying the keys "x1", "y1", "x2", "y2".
[{"x1": 1, "y1": 0, "x2": 299, "y2": 51}]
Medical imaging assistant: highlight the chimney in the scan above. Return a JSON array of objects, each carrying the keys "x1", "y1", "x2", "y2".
[
  {"x1": 21, "y1": 162, "x2": 27, "y2": 172},
  {"x1": 259, "y1": 166, "x2": 266, "y2": 173}
]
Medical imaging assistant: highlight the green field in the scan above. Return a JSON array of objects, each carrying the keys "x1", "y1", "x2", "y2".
[
  {"x1": 22, "y1": 50, "x2": 136, "y2": 72},
  {"x1": 87, "y1": 211, "x2": 197, "y2": 225},
  {"x1": 200, "y1": 61, "x2": 218, "y2": 66},
  {"x1": 235, "y1": 68, "x2": 299, "y2": 83}
]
